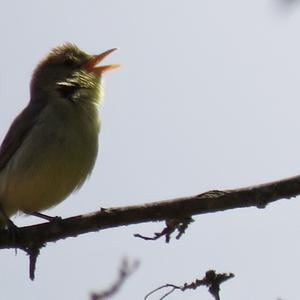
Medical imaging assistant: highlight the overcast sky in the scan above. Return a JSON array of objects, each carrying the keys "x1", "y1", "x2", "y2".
[{"x1": 1, "y1": 0, "x2": 300, "y2": 299}]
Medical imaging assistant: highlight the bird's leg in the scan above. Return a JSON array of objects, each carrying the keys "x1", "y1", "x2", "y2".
[{"x1": 23, "y1": 210, "x2": 62, "y2": 223}]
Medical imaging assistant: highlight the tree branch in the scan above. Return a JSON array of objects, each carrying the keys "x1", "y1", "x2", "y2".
[
  {"x1": 1, "y1": 174, "x2": 300, "y2": 249},
  {"x1": 1, "y1": 174, "x2": 300, "y2": 250},
  {"x1": 3, "y1": 174, "x2": 300, "y2": 279}
]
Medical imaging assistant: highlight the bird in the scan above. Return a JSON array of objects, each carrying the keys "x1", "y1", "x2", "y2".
[{"x1": 0, "y1": 43, "x2": 119, "y2": 227}]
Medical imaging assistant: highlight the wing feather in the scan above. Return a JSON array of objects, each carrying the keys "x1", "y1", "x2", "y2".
[{"x1": 0, "y1": 100, "x2": 46, "y2": 171}]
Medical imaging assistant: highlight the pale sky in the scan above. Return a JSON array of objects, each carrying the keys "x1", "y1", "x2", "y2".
[{"x1": 1, "y1": 1, "x2": 300, "y2": 299}]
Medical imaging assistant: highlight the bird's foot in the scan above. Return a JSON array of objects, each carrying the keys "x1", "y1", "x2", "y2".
[
  {"x1": 0, "y1": 205, "x2": 19, "y2": 243},
  {"x1": 6, "y1": 218, "x2": 19, "y2": 242}
]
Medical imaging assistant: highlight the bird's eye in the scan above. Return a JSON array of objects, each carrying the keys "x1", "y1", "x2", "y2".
[{"x1": 63, "y1": 57, "x2": 77, "y2": 67}]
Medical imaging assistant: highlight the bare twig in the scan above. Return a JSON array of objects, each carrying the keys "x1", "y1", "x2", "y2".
[
  {"x1": 90, "y1": 259, "x2": 139, "y2": 300},
  {"x1": 145, "y1": 270, "x2": 234, "y2": 300},
  {"x1": 134, "y1": 216, "x2": 194, "y2": 242}
]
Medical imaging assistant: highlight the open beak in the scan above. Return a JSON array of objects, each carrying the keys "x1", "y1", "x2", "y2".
[{"x1": 82, "y1": 48, "x2": 120, "y2": 75}]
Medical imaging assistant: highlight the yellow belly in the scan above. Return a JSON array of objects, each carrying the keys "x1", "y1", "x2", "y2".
[{"x1": 0, "y1": 102, "x2": 100, "y2": 216}]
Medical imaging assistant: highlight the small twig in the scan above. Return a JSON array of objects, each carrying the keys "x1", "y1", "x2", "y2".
[
  {"x1": 28, "y1": 246, "x2": 40, "y2": 280},
  {"x1": 134, "y1": 216, "x2": 194, "y2": 243},
  {"x1": 145, "y1": 285, "x2": 178, "y2": 300},
  {"x1": 20, "y1": 242, "x2": 44, "y2": 280},
  {"x1": 90, "y1": 258, "x2": 139, "y2": 300},
  {"x1": 145, "y1": 270, "x2": 234, "y2": 300}
]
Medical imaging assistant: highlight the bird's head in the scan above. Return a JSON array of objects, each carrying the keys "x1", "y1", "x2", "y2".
[{"x1": 30, "y1": 43, "x2": 119, "y2": 104}]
